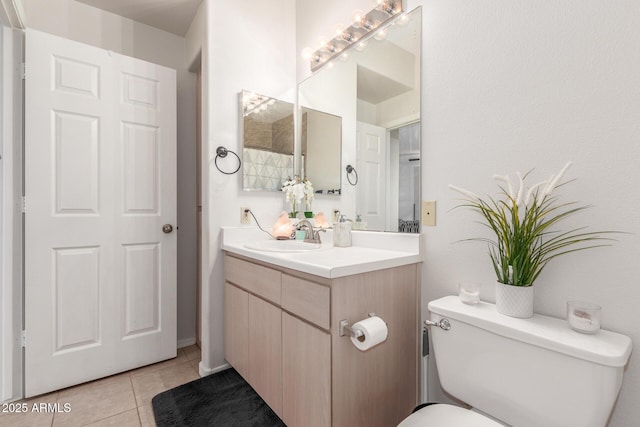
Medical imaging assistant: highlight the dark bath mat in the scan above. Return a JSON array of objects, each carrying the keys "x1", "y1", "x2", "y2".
[{"x1": 152, "y1": 368, "x2": 286, "y2": 426}]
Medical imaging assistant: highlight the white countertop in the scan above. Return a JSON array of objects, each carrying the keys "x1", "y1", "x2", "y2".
[{"x1": 221, "y1": 227, "x2": 423, "y2": 278}]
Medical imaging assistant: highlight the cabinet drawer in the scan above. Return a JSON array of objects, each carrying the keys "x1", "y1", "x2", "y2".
[
  {"x1": 225, "y1": 255, "x2": 281, "y2": 305},
  {"x1": 282, "y1": 274, "x2": 330, "y2": 329}
]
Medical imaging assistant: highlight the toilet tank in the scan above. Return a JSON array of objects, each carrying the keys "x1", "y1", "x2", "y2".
[{"x1": 428, "y1": 296, "x2": 632, "y2": 427}]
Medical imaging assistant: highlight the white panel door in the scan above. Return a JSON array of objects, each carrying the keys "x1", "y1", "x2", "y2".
[
  {"x1": 24, "y1": 29, "x2": 177, "y2": 397},
  {"x1": 356, "y1": 122, "x2": 387, "y2": 231}
]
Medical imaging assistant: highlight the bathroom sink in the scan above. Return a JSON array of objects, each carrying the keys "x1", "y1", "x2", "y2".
[{"x1": 244, "y1": 239, "x2": 323, "y2": 253}]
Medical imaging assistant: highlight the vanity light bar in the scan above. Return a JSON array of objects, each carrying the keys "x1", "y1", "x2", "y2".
[
  {"x1": 306, "y1": 0, "x2": 403, "y2": 73},
  {"x1": 243, "y1": 93, "x2": 276, "y2": 116}
]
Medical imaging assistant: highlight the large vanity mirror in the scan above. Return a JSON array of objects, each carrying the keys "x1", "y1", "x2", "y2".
[
  {"x1": 297, "y1": 7, "x2": 422, "y2": 232},
  {"x1": 241, "y1": 90, "x2": 295, "y2": 191}
]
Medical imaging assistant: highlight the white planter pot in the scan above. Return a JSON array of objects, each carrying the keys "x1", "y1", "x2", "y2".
[{"x1": 495, "y1": 281, "x2": 534, "y2": 318}]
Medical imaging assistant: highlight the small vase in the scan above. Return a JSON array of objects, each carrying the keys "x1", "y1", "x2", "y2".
[
  {"x1": 304, "y1": 211, "x2": 313, "y2": 218},
  {"x1": 288, "y1": 211, "x2": 297, "y2": 219},
  {"x1": 495, "y1": 281, "x2": 534, "y2": 318}
]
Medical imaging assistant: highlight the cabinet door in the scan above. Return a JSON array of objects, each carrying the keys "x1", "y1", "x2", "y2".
[
  {"x1": 224, "y1": 282, "x2": 249, "y2": 379},
  {"x1": 248, "y1": 295, "x2": 283, "y2": 418},
  {"x1": 282, "y1": 313, "x2": 331, "y2": 427}
]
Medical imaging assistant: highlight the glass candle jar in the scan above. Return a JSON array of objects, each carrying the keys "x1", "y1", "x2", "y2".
[
  {"x1": 458, "y1": 282, "x2": 481, "y2": 305},
  {"x1": 567, "y1": 301, "x2": 601, "y2": 334}
]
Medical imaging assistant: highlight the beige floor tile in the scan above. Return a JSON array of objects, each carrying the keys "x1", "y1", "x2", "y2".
[
  {"x1": 1, "y1": 350, "x2": 198, "y2": 427},
  {"x1": 131, "y1": 361, "x2": 199, "y2": 407},
  {"x1": 0, "y1": 392, "x2": 58, "y2": 427},
  {"x1": 137, "y1": 403, "x2": 156, "y2": 427},
  {"x1": 129, "y1": 352, "x2": 189, "y2": 378},
  {"x1": 189, "y1": 358, "x2": 201, "y2": 374},
  {"x1": 182, "y1": 344, "x2": 201, "y2": 362},
  {"x1": 52, "y1": 373, "x2": 136, "y2": 427},
  {"x1": 84, "y1": 409, "x2": 141, "y2": 427}
]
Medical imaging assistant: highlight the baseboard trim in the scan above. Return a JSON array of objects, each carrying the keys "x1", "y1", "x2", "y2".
[
  {"x1": 177, "y1": 337, "x2": 196, "y2": 349},
  {"x1": 199, "y1": 361, "x2": 230, "y2": 377}
]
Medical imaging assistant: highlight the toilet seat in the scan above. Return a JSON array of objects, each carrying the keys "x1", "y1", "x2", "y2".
[{"x1": 398, "y1": 403, "x2": 504, "y2": 427}]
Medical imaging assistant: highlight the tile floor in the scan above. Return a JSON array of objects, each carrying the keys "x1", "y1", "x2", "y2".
[{"x1": 0, "y1": 345, "x2": 201, "y2": 427}]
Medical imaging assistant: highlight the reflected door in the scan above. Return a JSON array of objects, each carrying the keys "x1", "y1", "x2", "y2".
[
  {"x1": 24, "y1": 30, "x2": 177, "y2": 396},
  {"x1": 356, "y1": 122, "x2": 387, "y2": 231}
]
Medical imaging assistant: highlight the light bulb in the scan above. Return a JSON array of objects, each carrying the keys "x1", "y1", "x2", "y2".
[
  {"x1": 374, "y1": 28, "x2": 387, "y2": 41},
  {"x1": 301, "y1": 47, "x2": 314, "y2": 61},
  {"x1": 324, "y1": 42, "x2": 337, "y2": 53},
  {"x1": 356, "y1": 41, "x2": 368, "y2": 51},
  {"x1": 396, "y1": 14, "x2": 409, "y2": 26},
  {"x1": 376, "y1": 0, "x2": 397, "y2": 14},
  {"x1": 341, "y1": 31, "x2": 356, "y2": 43},
  {"x1": 351, "y1": 9, "x2": 365, "y2": 27},
  {"x1": 339, "y1": 52, "x2": 349, "y2": 62},
  {"x1": 361, "y1": 18, "x2": 375, "y2": 31},
  {"x1": 267, "y1": 99, "x2": 276, "y2": 106}
]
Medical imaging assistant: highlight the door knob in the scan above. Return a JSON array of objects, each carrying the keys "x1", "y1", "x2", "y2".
[{"x1": 162, "y1": 224, "x2": 174, "y2": 234}]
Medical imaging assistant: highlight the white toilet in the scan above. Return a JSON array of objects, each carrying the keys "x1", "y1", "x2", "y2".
[{"x1": 400, "y1": 296, "x2": 632, "y2": 427}]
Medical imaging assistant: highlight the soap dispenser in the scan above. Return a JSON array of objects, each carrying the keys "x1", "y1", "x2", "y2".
[{"x1": 333, "y1": 214, "x2": 352, "y2": 247}]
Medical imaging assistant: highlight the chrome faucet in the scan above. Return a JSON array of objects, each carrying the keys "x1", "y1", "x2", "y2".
[{"x1": 296, "y1": 219, "x2": 326, "y2": 244}]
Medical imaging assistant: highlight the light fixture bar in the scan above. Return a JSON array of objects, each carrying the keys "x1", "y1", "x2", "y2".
[
  {"x1": 243, "y1": 93, "x2": 275, "y2": 116},
  {"x1": 306, "y1": 0, "x2": 404, "y2": 72}
]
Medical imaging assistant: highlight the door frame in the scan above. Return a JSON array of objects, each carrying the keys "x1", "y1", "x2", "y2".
[{"x1": 1, "y1": 24, "x2": 24, "y2": 403}]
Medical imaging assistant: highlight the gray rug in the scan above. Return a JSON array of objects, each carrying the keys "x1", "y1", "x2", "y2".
[{"x1": 151, "y1": 368, "x2": 286, "y2": 426}]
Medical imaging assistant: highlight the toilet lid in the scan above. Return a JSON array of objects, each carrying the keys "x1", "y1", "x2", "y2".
[{"x1": 398, "y1": 404, "x2": 504, "y2": 427}]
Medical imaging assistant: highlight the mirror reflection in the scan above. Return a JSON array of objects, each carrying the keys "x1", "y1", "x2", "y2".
[
  {"x1": 241, "y1": 90, "x2": 294, "y2": 191},
  {"x1": 298, "y1": 8, "x2": 421, "y2": 232},
  {"x1": 301, "y1": 107, "x2": 342, "y2": 195}
]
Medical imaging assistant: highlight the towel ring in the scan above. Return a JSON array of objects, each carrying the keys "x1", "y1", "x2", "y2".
[
  {"x1": 346, "y1": 164, "x2": 358, "y2": 186},
  {"x1": 215, "y1": 146, "x2": 241, "y2": 175}
]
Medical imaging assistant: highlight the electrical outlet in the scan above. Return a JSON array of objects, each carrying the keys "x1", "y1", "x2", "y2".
[
  {"x1": 240, "y1": 207, "x2": 251, "y2": 224},
  {"x1": 422, "y1": 200, "x2": 436, "y2": 226}
]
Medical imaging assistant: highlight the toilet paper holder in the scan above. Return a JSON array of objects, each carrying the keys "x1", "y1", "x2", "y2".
[{"x1": 339, "y1": 312, "x2": 378, "y2": 338}]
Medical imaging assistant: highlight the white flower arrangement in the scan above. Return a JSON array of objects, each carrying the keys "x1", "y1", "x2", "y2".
[
  {"x1": 303, "y1": 178, "x2": 314, "y2": 210},
  {"x1": 282, "y1": 176, "x2": 314, "y2": 217}
]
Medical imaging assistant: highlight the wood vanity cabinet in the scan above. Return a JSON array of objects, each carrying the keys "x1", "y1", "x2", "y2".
[
  {"x1": 224, "y1": 256, "x2": 283, "y2": 418},
  {"x1": 224, "y1": 253, "x2": 419, "y2": 427}
]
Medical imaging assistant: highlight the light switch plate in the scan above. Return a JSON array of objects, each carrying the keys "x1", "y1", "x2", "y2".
[{"x1": 422, "y1": 200, "x2": 436, "y2": 226}]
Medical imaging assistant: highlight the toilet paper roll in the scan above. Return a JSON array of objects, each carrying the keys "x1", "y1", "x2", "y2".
[{"x1": 350, "y1": 316, "x2": 388, "y2": 351}]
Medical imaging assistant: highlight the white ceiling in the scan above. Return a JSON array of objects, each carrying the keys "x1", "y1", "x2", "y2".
[{"x1": 74, "y1": 0, "x2": 203, "y2": 36}]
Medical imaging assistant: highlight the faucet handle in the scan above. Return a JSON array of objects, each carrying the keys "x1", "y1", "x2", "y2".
[{"x1": 312, "y1": 228, "x2": 326, "y2": 244}]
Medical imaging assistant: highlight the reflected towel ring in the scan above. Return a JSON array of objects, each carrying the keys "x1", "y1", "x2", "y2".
[
  {"x1": 215, "y1": 146, "x2": 241, "y2": 175},
  {"x1": 346, "y1": 164, "x2": 358, "y2": 186}
]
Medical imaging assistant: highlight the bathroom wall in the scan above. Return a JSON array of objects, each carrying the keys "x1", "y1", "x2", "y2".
[
  {"x1": 186, "y1": 0, "x2": 297, "y2": 373},
  {"x1": 419, "y1": 2, "x2": 640, "y2": 426},
  {"x1": 299, "y1": 1, "x2": 640, "y2": 426},
  {"x1": 19, "y1": 0, "x2": 199, "y2": 346}
]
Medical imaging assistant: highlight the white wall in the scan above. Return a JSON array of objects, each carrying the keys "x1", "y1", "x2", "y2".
[
  {"x1": 299, "y1": 1, "x2": 640, "y2": 425},
  {"x1": 21, "y1": 0, "x2": 198, "y2": 346},
  {"x1": 187, "y1": 0, "x2": 296, "y2": 374},
  {"x1": 418, "y1": 1, "x2": 640, "y2": 426}
]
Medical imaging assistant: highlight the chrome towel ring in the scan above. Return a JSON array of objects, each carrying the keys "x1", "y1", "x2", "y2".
[
  {"x1": 215, "y1": 146, "x2": 241, "y2": 175},
  {"x1": 346, "y1": 164, "x2": 358, "y2": 186}
]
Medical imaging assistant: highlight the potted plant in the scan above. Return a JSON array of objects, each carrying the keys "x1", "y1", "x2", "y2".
[{"x1": 450, "y1": 162, "x2": 615, "y2": 318}]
